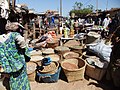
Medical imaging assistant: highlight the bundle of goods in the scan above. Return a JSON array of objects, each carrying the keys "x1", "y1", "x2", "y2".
[
  {"x1": 36, "y1": 57, "x2": 60, "y2": 83},
  {"x1": 48, "y1": 31, "x2": 57, "y2": 39},
  {"x1": 87, "y1": 40, "x2": 112, "y2": 62},
  {"x1": 61, "y1": 58, "x2": 86, "y2": 82}
]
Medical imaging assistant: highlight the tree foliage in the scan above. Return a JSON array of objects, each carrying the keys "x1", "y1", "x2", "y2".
[{"x1": 70, "y1": 2, "x2": 94, "y2": 18}]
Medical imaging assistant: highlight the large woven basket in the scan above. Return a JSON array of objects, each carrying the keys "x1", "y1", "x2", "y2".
[
  {"x1": 47, "y1": 39, "x2": 59, "y2": 49},
  {"x1": 86, "y1": 32, "x2": 100, "y2": 44},
  {"x1": 30, "y1": 50, "x2": 42, "y2": 56},
  {"x1": 42, "y1": 48, "x2": 55, "y2": 55},
  {"x1": 85, "y1": 57, "x2": 106, "y2": 81},
  {"x1": 30, "y1": 55, "x2": 44, "y2": 62},
  {"x1": 61, "y1": 58, "x2": 86, "y2": 82},
  {"x1": 69, "y1": 45, "x2": 84, "y2": 54},
  {"x1": 63, "y1": 51, "x2": 80, "y2": 59},
  {"x1": 37, "y1": 61, "x2": 59, "y2": 74},
  {"x1": 45, "y1": 54, "x2": 60, "y2": 62},
  {"x1": 55, "y1": 46, "x2": 70, "y2": 55},
  {"x1": 26, "y1": 61, "x2": 37, "y2": 81}
]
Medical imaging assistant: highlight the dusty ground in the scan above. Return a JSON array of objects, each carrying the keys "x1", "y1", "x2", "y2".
[
  {"x1": 30, "y1": 79, "x2": 113, "y2": 90},
  {"x1": 0, "y1": 73, "x2": 117, "y2": 90}
]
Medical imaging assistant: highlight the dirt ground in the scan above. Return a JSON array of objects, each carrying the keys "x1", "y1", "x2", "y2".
[
  {"x1": 29, "y1": 72, "x2": 117, "y2": 90},
  {"x1": 0, "y1": 72, "x2": 117, "y2": 90}
]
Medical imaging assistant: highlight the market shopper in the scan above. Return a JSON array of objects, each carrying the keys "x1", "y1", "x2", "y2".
[
  {"x1": 103, "y1": 14, "x2": 111, "y2": 30},
  {"x1": 102, "y1": 14, "x2": 112, "y2": 38},
  {"x1": 0, "y1": 22, "x2": 31, "y2": 90}
]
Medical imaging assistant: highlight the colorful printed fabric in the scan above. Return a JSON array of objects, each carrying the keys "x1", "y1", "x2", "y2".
[{"x1": 0, "y1": 32, "x2": 30, "y2": 90}]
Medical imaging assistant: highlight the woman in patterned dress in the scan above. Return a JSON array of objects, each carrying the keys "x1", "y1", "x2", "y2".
[{"x1": 0, "y1": 22, "x2": 31, "y2": 90}]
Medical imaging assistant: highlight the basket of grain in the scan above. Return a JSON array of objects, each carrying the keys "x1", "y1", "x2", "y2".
[
  {"x1": 26, "y1": 61, "x2": 37, "y2": 81},
  {"x1": 69, "y1": 45, "x2": 84, "y2": 54},
  {"x1": 30, "y1": 55, "x2": 44, "y2": 63},
  {"x1": 55, "y1": 46, "x2": 70, "y2": 55},
  {"x1": 45, "y1": 54, "x2": 60, "y2": 62},
  {"x1": 37, "y1": 61, "x2": 59, "y2": 74},
  {"x1": 61, "y1": 58, "x2": 86, "y2": 82},
  {"x1": 42, "y1": 48, "x2": 55, "y2": 55},
  {"x1": 85, "y1": 56, "x2": 107, "y2": 81},
  {"x1": 47, "y1": 39, "x2": 59, "y2": 49},
  {"x1": 63, "y1": 51, "x2": 80, "y2": 59},
  {"x1": 30, "y1": 50, "x2": 42, "y2": 56},
  {"x1": 86, "y1": 31, "x2": 100, "y2": 44}
]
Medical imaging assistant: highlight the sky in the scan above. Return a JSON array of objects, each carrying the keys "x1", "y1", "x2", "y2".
[{"x1": 16, "y1": 0, "x2": 120, "y2": 16}]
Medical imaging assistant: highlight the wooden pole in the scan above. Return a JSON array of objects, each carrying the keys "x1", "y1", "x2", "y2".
[
  {"x1": 60, "y1": 0, "x2": 62, "y2": 16},
  {"x1": 33, "y1": 23, "x2": 36, "y2": 39},
  {"x1": 96, "y1": 0, "x2": 98, "y2": 15},
  {"x1": 8, "y1": 0, "x2": 10, "y2": 9},
  {"x1": 12, "y1": 0, "x2": 15, "y2": 8},
  {"x1": 24, "y1": 23, "x2": 28, "y2": 41},
  {"x1": 106, "y1": 0, "x2": 108, "y2": 11}
]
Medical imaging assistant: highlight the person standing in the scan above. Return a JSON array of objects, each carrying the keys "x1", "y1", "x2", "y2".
[
  {"x1": 102, "y1": 14, "x2": 112, "y2": 38},
  {"x1": 0, "y1": 22, "x2": 31, "y2": 90},
  {"x1": 103, "y1": 14, "x2": 111, "y2": 30}
]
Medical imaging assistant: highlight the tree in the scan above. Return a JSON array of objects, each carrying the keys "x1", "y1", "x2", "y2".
[
  {"x1": 74, "y1": 2, "x2": 83, "y2": 10},
  {"x1": 70, "y1": 2, "x2": 94, "y2": 18}
]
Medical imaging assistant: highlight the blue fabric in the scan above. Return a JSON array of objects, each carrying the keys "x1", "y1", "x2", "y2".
[
  {"x1": 42, "y1": 57, "x2": 52, "y2": 66},
  {"x1": 0, "y1": 32, "x2": 31, "y2": 90}
]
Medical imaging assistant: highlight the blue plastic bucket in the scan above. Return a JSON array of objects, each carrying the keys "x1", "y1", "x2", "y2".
[{"x1": 36, "y1": 67, "x2": 61, "y2": 83}]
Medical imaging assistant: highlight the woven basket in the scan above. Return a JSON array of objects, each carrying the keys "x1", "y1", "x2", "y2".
[
  {"x1": 69, "y1": 45, "x2": 84, "y2": 54},
  {"x1": 63, "y1": 51, "x2": 80, "y2": 59},
  {"x1": 55, "y1": 46, "x2": 70, "y2": 60},
  {"x1": 30, "y1": 50, "x2": 42, "y2": 56},
  {"x1": 42, "y1": 48, "x2": 55, "y2": 55},
  {"x1": 55, "y1": 46, "x2": 70, "y2": 55},
  {"x1": 47, "y1": 39, "x2": 59, "y2": 49},
  {"x1": 86, "y1": 32, "x2": 100, "y2": 44},
  {"x1": 26, "y1": 61, "x2": 37, "y2": 81},
  {"x1": 30, "y1": 55, "x2": 44, "y2": 62},
  {"x1": 37, "y1": 61, "x2": 59, "y2": 74},
  {"x1": 85, "y1": 59, "x2": 106, "y2": 81},
  {"x1": 45, "y1": 54, "x2": 60, "y2": 62},
  {"x1": 61, "y1": 58, "x2": 86, "y2": 82}
]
